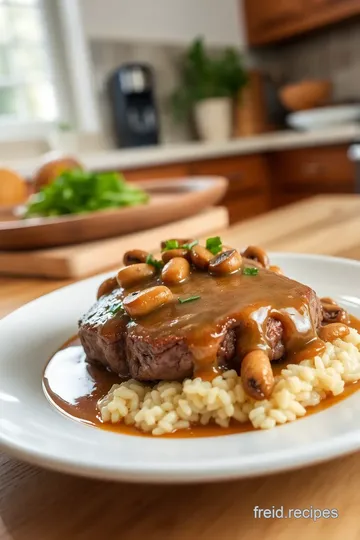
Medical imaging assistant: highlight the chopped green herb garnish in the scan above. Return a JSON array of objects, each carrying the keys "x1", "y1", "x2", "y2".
[
  {"x1": 206, "y1": 236, "x2": 222, "y2": 255},
  {"x1": 178, "y1": 295, "x2": 201, "y2": 304},
  {"x1": 146, "y1": 254, "x2": 164, "y2": 270},
  {"x1": 181, "y1": 240, "x2": 199, "y2": 250},
  {"x1": 109, "y1": 302, "x2": 124, "y2": 315},
  {"x1": 243, "y1": 267, "x2": 259, "y2": 276},
  {"x1": 163, "y1": 239, "x2": 179, "y2": 251},
  {"x1": 24, "y1": 169, "x2": 149, "y2": 218}
]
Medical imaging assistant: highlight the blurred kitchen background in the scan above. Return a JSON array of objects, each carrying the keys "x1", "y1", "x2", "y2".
[{"x1": 1, "y1": 0, "x2": 360, "y2": 224}]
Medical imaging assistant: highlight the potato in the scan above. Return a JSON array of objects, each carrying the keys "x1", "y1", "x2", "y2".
[
  {"x1": 0, "y1": 168, "x2": 27, "y2": 206},
  {"x1": 33, "y1": 155, "x2": 83, "y2": 191}
]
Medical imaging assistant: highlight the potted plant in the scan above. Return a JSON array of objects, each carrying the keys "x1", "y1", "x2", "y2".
[{"x1": 171, "y1": 37, "x2": 247, "y2": 142}]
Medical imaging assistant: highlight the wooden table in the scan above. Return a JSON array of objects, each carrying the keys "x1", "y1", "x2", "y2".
[{"x1": 1, "y1": 195, "x2": 360, "y2": 540}]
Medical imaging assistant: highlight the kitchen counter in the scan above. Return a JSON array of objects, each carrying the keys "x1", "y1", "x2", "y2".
[
  {"x1": 5, "y1": 124, "x2": 360, "y2": 177},
  {"x1": 0, "y1": 195, "x2": 360, "y2": 540}
]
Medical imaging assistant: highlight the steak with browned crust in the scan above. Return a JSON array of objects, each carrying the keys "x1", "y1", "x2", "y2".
[{"x1": 79, "y1": 269, "x2": 322, "y2": 381}]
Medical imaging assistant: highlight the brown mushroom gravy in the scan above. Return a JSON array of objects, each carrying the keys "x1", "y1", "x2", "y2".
[
  {"x1": 349, "y1": 315, "x2": 360, "y2": 334},
  {"x1": 81, "y1": 265, "x2": 324, "y2": 381},
  {"x1": 43, "y1": 239, "x2": 360, "y2": 437},
  {"x1": 43, "y1": 334, "x2": 360, "y2": 438}
]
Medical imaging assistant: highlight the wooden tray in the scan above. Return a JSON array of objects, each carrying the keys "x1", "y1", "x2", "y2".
[
  {"x1": 0, "y1": 176, "x2": 227, "y2": 250},
  {"x1": 0, "y1": 207, "x2": 229, "y2": 279}
]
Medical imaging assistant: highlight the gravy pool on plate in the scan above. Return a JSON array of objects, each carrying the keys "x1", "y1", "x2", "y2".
[{"x1": 43, "y1": 239, "x2": 360, "y2": 437}]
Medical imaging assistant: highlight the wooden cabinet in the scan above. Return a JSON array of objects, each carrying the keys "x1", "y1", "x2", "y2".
[
  {"x1": 243, "y1": 0, "x2": 360, "y2": 45},
  {"x1": 268, "y1": 144, "x2": 355, "y2": 207},
  {"x1": 305, "y1": 0, "x2": 360, "y2": 28},
  {"x1": 122, "y1": 156, "x2": 271, "y2": 225},
  {"x1": 119, "y1": 144, "x2": 354, "y2": 224},
  {"x1": 309, "y1": 0, "x2": 359, "y2": 9},
  {"x1": 244, "y1": 0, "x2": 304, "y2": 45},
  {"x1": 123, "y1": 163, "x2": 189, "y2": 182},
  {"x1": 189, "y1": 155, "x2": 271, "y2": 224}
]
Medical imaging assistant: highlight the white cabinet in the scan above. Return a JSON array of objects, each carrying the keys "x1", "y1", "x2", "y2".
[{"x1": 79, "y1": 0, "x2": 246, "y2": 46}]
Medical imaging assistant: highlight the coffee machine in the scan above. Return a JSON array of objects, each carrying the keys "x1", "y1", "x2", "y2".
[{"x1": 108, "y1": 63, "x2": 160, "y2": 148}]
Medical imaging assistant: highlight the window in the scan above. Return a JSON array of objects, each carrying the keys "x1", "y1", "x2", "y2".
[{"x1": 0, "y1": 0, "x2": 57, "y2": 125}]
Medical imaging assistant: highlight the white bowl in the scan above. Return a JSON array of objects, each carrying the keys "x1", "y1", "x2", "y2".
[
  {"x1": 287, "y1": 105, "x2": 360, "y2": 131},
  {"x1": 0, "y1": 253, "x2": 359, "y2": 483}
]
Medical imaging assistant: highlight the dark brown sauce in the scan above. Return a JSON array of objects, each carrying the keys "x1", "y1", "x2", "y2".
[
  {"x1": 87, "y1": 266, "x2": 323, "y2": 380},
  {"x1": 43, "y1": 330, "x2": 360, "y2": 438},
  {"x1": 43, "y1": 337, "x2": 117, "y2": 427},
  {"x1": 349, "y1": 314, "x2": 360, "y2": 333}
]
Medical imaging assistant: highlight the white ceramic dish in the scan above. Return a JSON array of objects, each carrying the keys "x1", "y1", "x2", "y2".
[
  {"x1": 0, "y1": 254, "x2": 359, "y2": 484},
  {"x1": 287, "y1": 105, "x2": 360, "y2": 131}
]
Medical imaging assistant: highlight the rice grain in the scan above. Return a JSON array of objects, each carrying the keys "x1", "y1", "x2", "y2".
[{"x1": 98, "y1": 330, "x2": 360, "y2": 435}]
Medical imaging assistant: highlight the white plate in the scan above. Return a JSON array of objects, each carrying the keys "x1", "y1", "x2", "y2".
[
  {"x1": 287, "y1": 105, "x2": 360, "y2": 131},
  {"x1": 0, "y1": 254, "x2": 359, "y2": 483}
]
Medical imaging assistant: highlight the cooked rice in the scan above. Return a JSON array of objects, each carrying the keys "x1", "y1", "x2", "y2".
[{"x1": 98, "y1": 329, "x2": 360, "y2": 435}]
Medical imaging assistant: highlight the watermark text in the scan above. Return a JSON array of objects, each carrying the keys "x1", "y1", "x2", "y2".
[{"x1": 253, "y1": 506, "x2": 338, "y2": 521}]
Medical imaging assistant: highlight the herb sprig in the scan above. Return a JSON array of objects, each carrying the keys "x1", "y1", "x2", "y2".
[
  {"x1": 163, "y1": 239, "x2": 179, "y2": 250},
  {"x1": 181, "y1": 240, "x2": 198, "y2": 250},
  {"x1": 146, "y1": 254, "x2": 164, "y2": 270},
  {"x1": 162, "y1": 239, "x2": 199, "y2": 251},
  {"x1": 178, "y1": 295, "x2": 201, "y2": 304},
  {"x1": 109, "y1": 302, "x2": 124, "y2": 315},
  {"x1": 206, "y1": 236, "x2": 222, "y2": 255},
  {"x1": 243, "y1": 267, "x2": 259, "y2": 276}
]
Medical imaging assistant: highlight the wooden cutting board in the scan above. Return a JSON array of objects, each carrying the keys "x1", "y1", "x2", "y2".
[
  {"x1": 0, "y1": 177, "x2": 227, "y2": 250},
  {"x1": 0, "y1": 206, "x2": 228, "y2": 279}
]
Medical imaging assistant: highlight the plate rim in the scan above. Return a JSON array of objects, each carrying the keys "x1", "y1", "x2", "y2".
[
  {"x1": 0, "y1": 252, "x2": 359, "y2": 483},
  {"x1": 1, "y1": 424, "x2": 358, "y2": 484}
]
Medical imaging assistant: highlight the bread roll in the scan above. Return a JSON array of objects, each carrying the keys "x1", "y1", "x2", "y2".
[{"x1": 0, "y1": 168, "x2": 27, "y2": 206}]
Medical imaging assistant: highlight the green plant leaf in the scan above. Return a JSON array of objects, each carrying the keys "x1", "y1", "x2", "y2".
[
  {"x1": 170, "y1": 36, "x2": 248, "y2": 120},
  {"x1": 206, "y1": 236, "x2": 222, "y2": 255},
  {"x1": 24, "y1": 169, "x2": 149, "y2": 218},
  {"x1": 145, "y1": 254, "x2": 164, "y2": 270}
]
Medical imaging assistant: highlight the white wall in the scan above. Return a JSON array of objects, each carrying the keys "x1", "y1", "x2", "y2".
[{"x1": 79, "y1": 0, "x2": 246, "y2": 47}]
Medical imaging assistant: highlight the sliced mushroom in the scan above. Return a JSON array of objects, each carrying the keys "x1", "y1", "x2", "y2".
[
  {"x1": 116, "y1": 263, "x2": 156, "y2": 289},
  {"x1": 241, "y1": 350, "x2": 274, "y2": 400},
  {"x1": 320, "y1": 297, "x2": 338, "y2": 306},
  {"x1": 242, "y1": 258, "x2": 263, "y2": 270},
  {"x1": 162, "y1": 257, "x2": 190, "y2": 285},
  {"x1": 241, "y1": 246, "x2": 269, "y2": 269},
  {"x1": 162, "y1": 248, "x2": 190, "y2": 264},
  {"x1": 97, "y1": 276, "x2": 118, "y2": 300},
  {"x1": 322, "y1": 306, "x2": 351, "y2": 325},
  {"x1": 321, "y1": 300, "x2": 351, "y2": 325},
  {"x1": 190, "y1": 245, "x2": 214, "y2": 270},
  {"x1": 318, "y1": 323, "x2": 350, "y2": 342},
  {"x1": 269, "y1": 265, "x2": 284, "y2": 275},
  {"x1": 208, "y1": 249, "x2": 242, "y2": 275},
  {"x1": 123, "y1": 249, "x2": 149, "y2": 266},
  {"x1": 123, "y1": 285, "x2": 173, "y2": 318}
]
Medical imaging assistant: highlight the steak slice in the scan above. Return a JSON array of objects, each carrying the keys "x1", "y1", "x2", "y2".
[
  {"x1": 79, "y1": 270, "x2": 323, "y2": 381},
  {"x1": 79, "y1": 290, "x2": 129, "y2": 378},
  {"x1": 266, "y1": 318, "x2": 285, "y2": 360},
  {"x1": 124, "y1": 327, "x2": 237, "y2": 381},
  {"x1": 126, "y1": 332, "x2": 193, "y2": 380}
]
